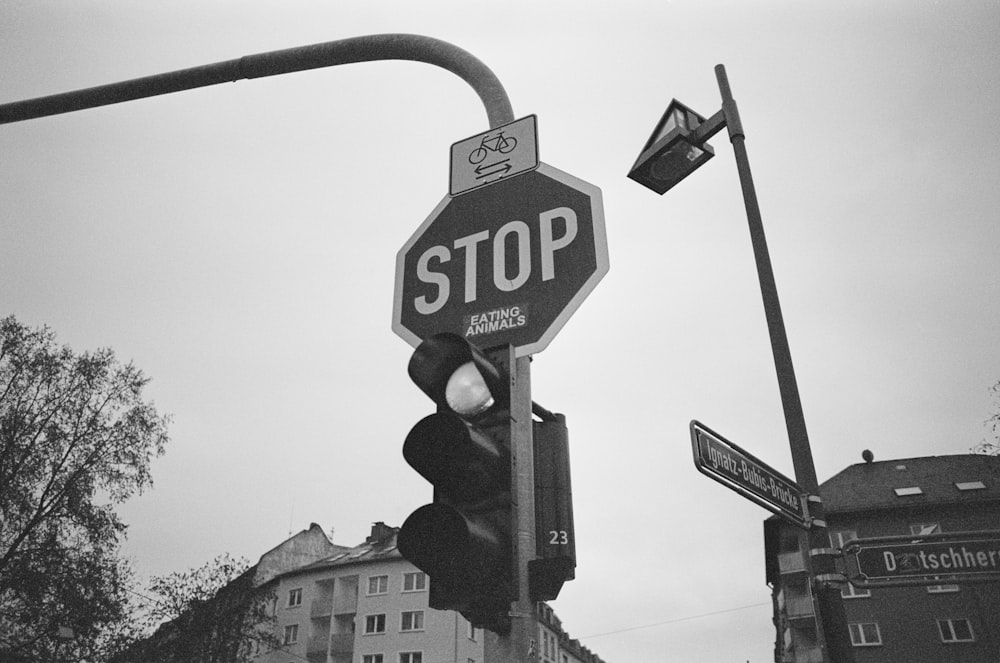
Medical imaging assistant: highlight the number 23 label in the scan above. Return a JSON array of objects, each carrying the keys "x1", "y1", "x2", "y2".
[{"x1": 548, "y1": 530, "x2": 569, "y2": 545}]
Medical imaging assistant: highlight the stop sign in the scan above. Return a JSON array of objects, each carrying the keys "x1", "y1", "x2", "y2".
[{"x1": 393, "y1": 163, "x2": 608, "y2": 356}]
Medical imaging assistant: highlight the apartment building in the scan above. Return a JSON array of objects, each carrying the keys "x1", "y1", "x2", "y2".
[
  {"x1": 764, "y1": 453, "x2": 1000, "y2": 662},
  {"x1": 121, "y1": 520, "x2": 608, "y2": 663},
  {"x1": 536, "y1": 602, "x2": 606, "y2": 663},
  {"x1": 255, "y1": 521, "x2": 483, "y2": 663},
  {"x1": 259, "y1": 521, "x2": 612, "y2": 663}
]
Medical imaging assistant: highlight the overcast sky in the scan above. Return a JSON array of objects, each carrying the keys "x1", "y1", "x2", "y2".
[{"x1": 3, "y1": 2, "x2": 1000, "y2": 661}]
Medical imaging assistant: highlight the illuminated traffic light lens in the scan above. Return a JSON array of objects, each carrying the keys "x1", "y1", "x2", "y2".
[{"x1": 445, "y1": 362, "x2": 495, "y2": 417}]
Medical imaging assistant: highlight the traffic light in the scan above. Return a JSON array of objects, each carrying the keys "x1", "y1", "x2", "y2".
[
  {"x1": 530, "y1": 414, "x2": 576, "y2": 601},
  {"x1": 397, "y1": 333, "x2": 515, "y2": 634}
]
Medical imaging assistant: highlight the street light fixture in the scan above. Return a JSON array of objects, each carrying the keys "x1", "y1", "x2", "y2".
[
  {"x1": 627, "y1": 99, "x2": 715, "y2": 194},
  {"x1": 629, "y1": 65, "x2": 856, "y2": 663}
]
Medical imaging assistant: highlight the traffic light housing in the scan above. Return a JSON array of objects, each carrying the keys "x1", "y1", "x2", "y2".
[
  {"x1": 530, "y1": 414, "x2": 576, "y2": 601},
  {"x1": 397, "y1": 333, "x2": 515, "y2": 634}
]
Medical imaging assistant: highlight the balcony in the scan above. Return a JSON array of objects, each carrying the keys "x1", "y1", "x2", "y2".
[
  {"x1": 329, "y1": 633, "x2": 354, "y2": 655},
  {"x1": 792, "y1": 646, "x2": 824, "y2": 663},
  {"x1": 781, "y1": 639, "x2": 823, "y2": 663},
  {"x1": 778, "y1": 551, "x2": 806, "y2": 574},
  {"x1": 333, "y1": 592, "x2": 357, "y2": 616},
  {"x1": 332, "y1": 576, "x2": 359, "y2": 616},
  {"x1": 306, "y1": 635, "x2": 328, "y2": 659},
  {"x1": 784, "y1": 596, "x2": 815, "y2": 620},
  {"x1": 311, "y1": 598, "x2": 333, "y2": 618}
]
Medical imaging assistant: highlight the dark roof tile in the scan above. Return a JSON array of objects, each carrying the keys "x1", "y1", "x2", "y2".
[{"x1": 820, "y1": 454, "x2": 1000, "y2": 513}]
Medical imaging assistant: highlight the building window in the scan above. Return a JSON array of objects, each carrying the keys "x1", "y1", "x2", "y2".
[
  {"x1": 538, "y1": 626, "x2": 560, "y2": 662},
  {"x1": 849, "y1": 622, "x2": 882, "y2": 646},
  {"x1": 283, "y1": 624, "x2": 299, "y2": 645},
  {"x1": 399, "y1": 652, "x2": 423, "y2": 663},
  {"x1": 938, "y1": 618, "x2": 974, "y2": 643},
  {"x1": 894, "y1": 486, "x2": 923, "y2": 496},
  {"x1": 400, "y1": 610, "x2": 424, "y2": 632},
  {"x1": 467, "y1": 620, "x2": 477, "y2": 641},
  {"x1": 364, "y1": 613, "x2": 386, "y2": 634},
  {"x1": 287, "y1": 588, "x2": 302, "y2": 607},
  {"x1": 955, "y1": 480, "x2": 986, "y2": 491},
  {"x1": 363, "y1": 656, "x2": 384, "y2": 663},
  {"x1": 909, "y1": 524, "x2": 959, "y2": 592},
  {"x1": 402, "y1": 571, "x2": 427, "y2": 592},
  {"x1": 830, "y1": 530, "x2": 870, "y2": 598},
  {"x1": 368, "y1": 575, "x2": 389, "y2": 595}
]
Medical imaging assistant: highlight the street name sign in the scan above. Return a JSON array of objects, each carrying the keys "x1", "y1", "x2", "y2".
[
  {"x1": 690, "y1": 420, "x2": 810, "y2": 529},
  {"x1": 450, "y1": 115, "x2": 539, "y2": 196},
  {"x1": 393, "y1": 162, "x2": 607, "y2": 357},
  {"x1": 843, "y1": 531, "x2": 1000, "y2": 587}
]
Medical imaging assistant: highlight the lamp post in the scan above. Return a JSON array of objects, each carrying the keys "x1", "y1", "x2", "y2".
[{"x1": 630, "y1": 65, "x2": 855, "y2": 663}]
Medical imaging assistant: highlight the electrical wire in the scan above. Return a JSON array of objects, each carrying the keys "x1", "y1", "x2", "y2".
[{"x1": 578, "y1": 601, "x2": 770, "y2": 640}]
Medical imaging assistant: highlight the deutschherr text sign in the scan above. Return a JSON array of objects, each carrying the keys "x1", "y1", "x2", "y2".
[
  {"x1": 690, "y1": 420, "x2": 809, "y2": 528},
  {"x1": 844, "y1": 531, "x2": 1000, "y2": 587}
]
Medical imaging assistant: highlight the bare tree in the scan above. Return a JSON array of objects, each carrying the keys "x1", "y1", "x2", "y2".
[
  {"x1": 0, "y1": 315, "x2": 169, "y2": 660},
  {"x1": 972, "y1": 381, "x2": 1000, "y2": 455},
  {"x1": 115, "y1": 554, "x2": 281, "y2": 663}
]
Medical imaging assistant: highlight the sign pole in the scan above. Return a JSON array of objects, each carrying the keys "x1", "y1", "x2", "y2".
[
  {"x1": 714, "y1": 64, "x2": 855, "y2": 663},
  {"x1": 484, "y1": 352, "x2": 537, "y2": 663}
]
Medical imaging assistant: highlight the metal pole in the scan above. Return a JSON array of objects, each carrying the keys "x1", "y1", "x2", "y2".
[
  {"x1": 484, "y1": 352, "x2": 536, "y2": 663},
  {"x1": 0, "y1": 33, "x2": 514, "y2": 129},
  {"x1": 512, "y1": 355, "x2": 537, "y2": 663},
  {"x1": 714, "y1": 64, "x2": 855, "y2": 663}
]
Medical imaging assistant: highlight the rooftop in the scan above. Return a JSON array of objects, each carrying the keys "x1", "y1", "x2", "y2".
[
  {"x1": 820, "y1": 453, "x2": 1000, "y2": 514},
  {"x1": 278, "y1": 521, "x2": 403, "y2": 580},
  {"x1": 764, "y1": 453, "x2": 1000, "y2": 586}
]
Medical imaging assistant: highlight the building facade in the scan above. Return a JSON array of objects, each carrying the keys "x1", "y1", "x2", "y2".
[
  {"x1": 120, "y1": 520, "x2": 608, "y2": 663},
  {"x1": 764, "y1": 453, "x2": 1000, "y2": 662},
  {"x1": 253, "y1": 521, "x2": 607, "y2": 663},
  {"x1": 254, "y1": 522, "x2": 484, "y2": 663},
  {"x1": 535, "y1": 602, "x2": 606, "y2": 663}
]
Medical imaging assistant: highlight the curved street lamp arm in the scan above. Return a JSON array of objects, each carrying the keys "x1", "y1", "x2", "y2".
[{"x1": 0, "y1": 33, "x2": 514, "y2": 129}]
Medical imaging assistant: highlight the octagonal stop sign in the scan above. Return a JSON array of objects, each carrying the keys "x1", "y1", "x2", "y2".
[{"x1": 393, "y1": 163, "x2": 608, "y2": 356}]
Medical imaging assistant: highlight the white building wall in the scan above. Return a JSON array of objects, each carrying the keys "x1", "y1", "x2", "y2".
[{"x1": 258, "y1": 554, "x2": 484, "y2": 663}]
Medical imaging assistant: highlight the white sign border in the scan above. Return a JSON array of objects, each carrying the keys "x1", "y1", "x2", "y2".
[{"x1": 392, "y1": 162, "x2": 608, "y2": 357}]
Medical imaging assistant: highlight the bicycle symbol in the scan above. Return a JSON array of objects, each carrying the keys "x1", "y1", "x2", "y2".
[{"x1": 468, "y1": 131, "x2": 518, "y2": 164}]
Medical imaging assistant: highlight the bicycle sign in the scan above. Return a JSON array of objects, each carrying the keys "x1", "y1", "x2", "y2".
[
  {"x1": 468, "y1": 131, "x2": 517, "y2": 164},
  {"x1": 450, "y1": 115, "x2": 539, "y2": 196}
]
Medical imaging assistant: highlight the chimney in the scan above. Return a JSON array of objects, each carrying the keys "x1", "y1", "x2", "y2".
[{"x1": 367, "y1": 521, "x2": 395, "y2": 545}]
